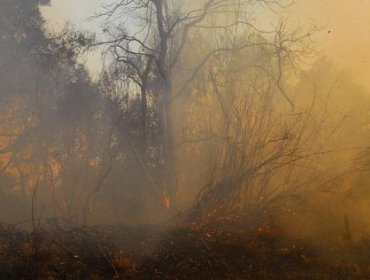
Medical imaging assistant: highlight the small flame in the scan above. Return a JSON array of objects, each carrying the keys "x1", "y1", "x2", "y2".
[{"x1": 164, "y1": 195, "x2": 170, "y2": 210}]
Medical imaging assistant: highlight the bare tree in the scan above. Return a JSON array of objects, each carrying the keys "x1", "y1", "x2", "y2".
[{"x1": 97, "y1": 0, "x2": 307, "y2": 211}]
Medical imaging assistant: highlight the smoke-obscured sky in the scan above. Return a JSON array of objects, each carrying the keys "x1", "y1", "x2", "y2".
[
  {"x1": 41, "y1": 0, "x2": 370, "y2": 87},
  {"x1": 41, "y1": 0, "x2": 112, "y2": 74},
  {"x1": 285, "y1": 0, "x2": 370, "y2": 89},
  {"x1": 41, "y1": 0, "x2": 107, "y2": 31}
]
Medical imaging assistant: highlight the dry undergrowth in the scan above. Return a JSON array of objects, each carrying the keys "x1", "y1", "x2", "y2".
[{"x1": 0, "y1": 221, "x2": 369, "y2": 279}]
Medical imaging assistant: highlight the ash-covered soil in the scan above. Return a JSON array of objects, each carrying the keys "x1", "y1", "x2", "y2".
[{"x1": 0, "y1": 222, "x2": 369, "y2": 280}]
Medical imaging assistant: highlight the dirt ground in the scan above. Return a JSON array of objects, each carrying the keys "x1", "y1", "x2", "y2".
[{"x1": 0, "y1": 221, "x2": 369, "y2": 279}]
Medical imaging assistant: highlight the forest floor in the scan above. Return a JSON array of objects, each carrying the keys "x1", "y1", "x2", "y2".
[{"x1": 0, "y1": 221, "x2": 370, "y2": 279}]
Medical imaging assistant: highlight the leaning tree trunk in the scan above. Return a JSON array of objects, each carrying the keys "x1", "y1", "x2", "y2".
[{"x1": 159, "y1": 80, "x2": 178, "y2": 212}]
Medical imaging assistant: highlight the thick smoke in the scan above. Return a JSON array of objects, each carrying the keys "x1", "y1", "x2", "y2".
[{"x1": 0, "y1": 0, "x2": 369, "y2": 248}]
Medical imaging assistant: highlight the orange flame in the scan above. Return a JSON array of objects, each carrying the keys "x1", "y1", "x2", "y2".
[{"x1": 163, "y1": 195, "x2": 170, "y2": 210}]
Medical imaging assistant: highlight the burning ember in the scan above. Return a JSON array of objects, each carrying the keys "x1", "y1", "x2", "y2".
[{"x1": 163, "y1": 194, "x2": 170, "y2": 210}]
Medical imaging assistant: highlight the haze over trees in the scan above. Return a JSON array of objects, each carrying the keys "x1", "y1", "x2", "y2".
[
  {"x1": 0, "y1": 0, "x2": 369, "y2": 233},
  {"x1": 3, "y1": 0, "x2": 370, "y2": 279}
]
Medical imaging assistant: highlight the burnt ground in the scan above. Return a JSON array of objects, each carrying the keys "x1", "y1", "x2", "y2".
[{"x1": 0, "y1": 222, "x2": 369, "y2": 279}]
